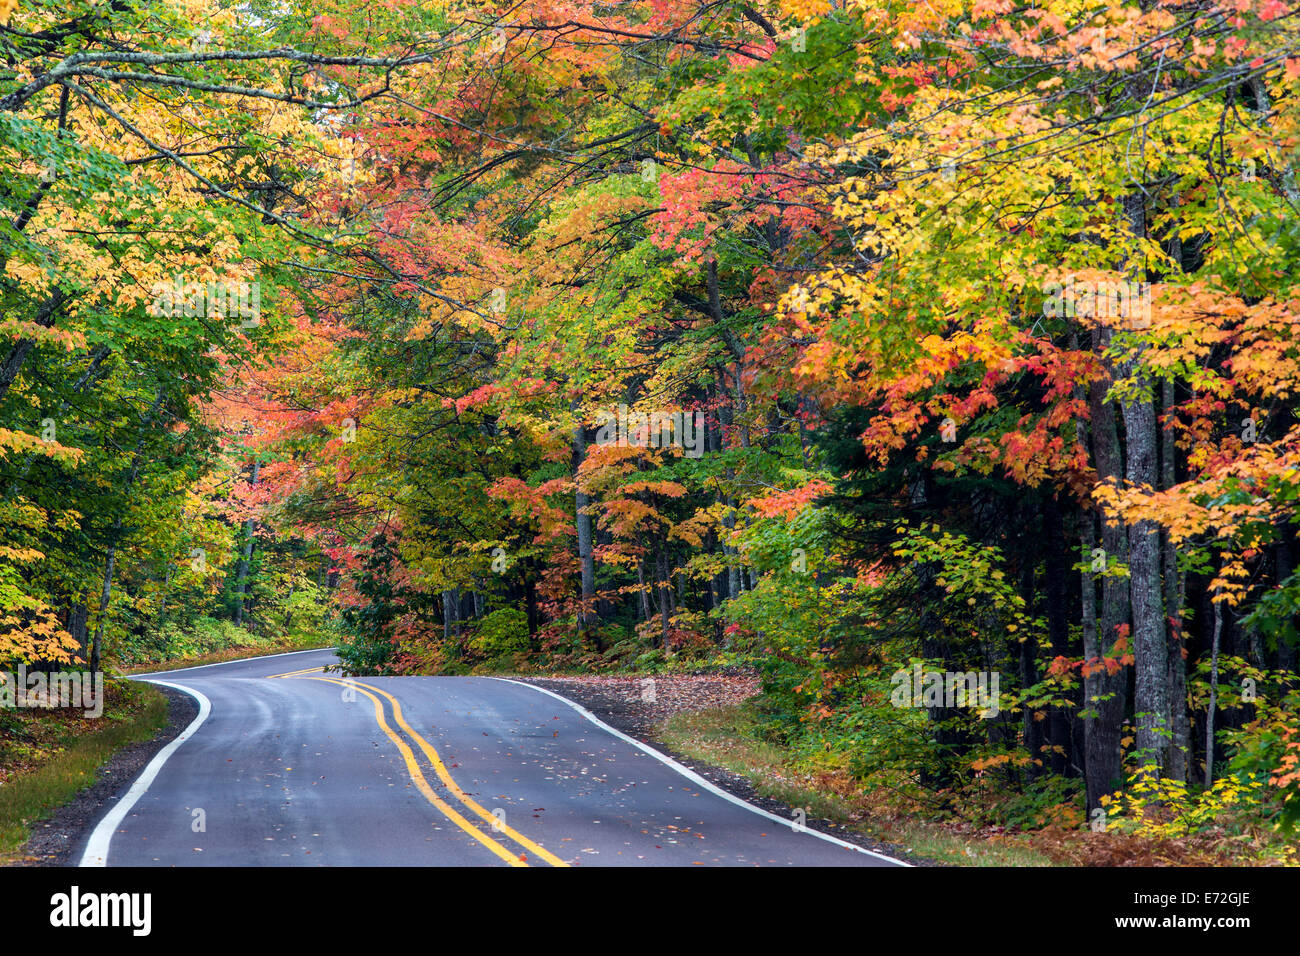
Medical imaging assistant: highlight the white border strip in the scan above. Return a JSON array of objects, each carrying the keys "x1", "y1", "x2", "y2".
[
  {"x1": 493, "y1": 678, "x2": 911, "y2": 867},
  {"x1": 79, "y1": 679, "x2": 212, "y2": 867}
]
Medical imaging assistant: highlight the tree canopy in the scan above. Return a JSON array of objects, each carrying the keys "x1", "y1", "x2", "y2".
[{"x1": 4, "y1": 0, "x2": 1300, "y2": 844}]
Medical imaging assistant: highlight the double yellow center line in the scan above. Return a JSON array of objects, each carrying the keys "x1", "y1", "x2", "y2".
[{"x1": 267, "y1": 667, "x2": 568, "y2": 867}]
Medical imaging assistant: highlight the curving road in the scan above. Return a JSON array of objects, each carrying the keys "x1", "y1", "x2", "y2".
[{"x1": 78, "y1": 649, "x2": 905, "y2": 867}]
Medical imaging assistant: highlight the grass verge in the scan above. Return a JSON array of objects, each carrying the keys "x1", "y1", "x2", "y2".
[
  {"x1": 659, "y1": 703, "x2": 1298, "y2": 866},
  {"x1": 116, "y1": 636, "x2": 334, "y2": 675},
  {"x1": 0, "y1": 680, "x2": 168, "y2": 861},
  {"x1": 659, "y1": 702, "x2": 1054, "y2": 866}
]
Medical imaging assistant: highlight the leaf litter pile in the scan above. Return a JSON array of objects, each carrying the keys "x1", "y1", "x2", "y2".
[{"x1": 515, "y1": 673, "x2": 760, "y2": 739}]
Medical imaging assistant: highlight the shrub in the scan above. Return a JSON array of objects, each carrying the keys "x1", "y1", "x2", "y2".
[{"x1": 468, "y1": 608, "x2": 530, "y2": 660}]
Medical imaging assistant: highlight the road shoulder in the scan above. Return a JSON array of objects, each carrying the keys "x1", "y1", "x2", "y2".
[
  {"x1": 512, "y1": 674, "x2": 934, "y2": 867},
  {"x1": 7, "y1": 686, "x2": 198, "y2": 867}
]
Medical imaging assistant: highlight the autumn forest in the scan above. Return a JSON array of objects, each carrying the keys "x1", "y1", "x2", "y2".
[{"x1": 3, "y1": 0, "x2": 1300, "y2": 863}]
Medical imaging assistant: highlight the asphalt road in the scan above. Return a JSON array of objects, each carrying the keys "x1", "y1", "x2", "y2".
[{"x1": 78, "y1": 649, "x2": 906, "y2": 867}]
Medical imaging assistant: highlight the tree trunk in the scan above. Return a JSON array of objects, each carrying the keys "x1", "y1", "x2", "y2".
[
  {"x1": 637, "y1": 561, "x2": 653, "y2": 623},
  {"x1": 0, "y1": 90, "x2": 71, "y2": 403},
  {"x1": 90, "y1": 546, "x2": 116, "y2": 673},
  {"x1": 1205, "y1": 592, "x2": 1224, "y2": 786},
  {"x1": 1161, "y1": 379, "x2": 1189, "y2": 781},
  {"x1": 442, "y1": 588, "x2": 462, "y2": 639},
  {"x1": 232, "y1": 457, "x2": 260, "y2": 627},
  {"x1": 658, "y1": 549, "x2": 670, "y2": 648},
  {"x1": 156, "y1": 564, "x2": 173, "y2": 633},
  {"x1": 1085, "y1": 326, "x2": 1130, "y2": 810},
  {"x1": 1277, "y1": 537, "x2": 1297, "y2": 673},
  {"x1": 1119, "y1": 192, "x2": 1168, "y2": 776},
  {"x1": 90, "y1": 391, "x2": 164, "y2": 673},
  {"x1": 0, "y1": 288, "x2": 71, "y2": 403},
  {"x1": 1043, "y1": 494, "x2": 1074, "y2": 776},
  {"x1": 67, "y1": 603, "x2": 89, "y2": 664},
  {"x1": 523, "y1": 571, "x2": 539, "y2": 643},
  {"x1": 1079, "y1": 510, "x2": 1099, "y2": 781},
  {"x1": 572, "y1": 413, "x2": 597, "y2": 632},
  {"x1": 1124, "y1": 393, "x2": 1167, "y2": 773},
  {"x1": 4, "y1": 343, "x2": 110, "y2": 503}
]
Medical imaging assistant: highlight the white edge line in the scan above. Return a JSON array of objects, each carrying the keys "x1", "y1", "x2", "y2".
[
  {"x1": 78, "y1": 679, "x2": 212, "y2": 867},
  {"x1": 129, "y1": 646, "x2": 331, "y2": 678},
  {"x1": 492, "y1": 677, "x2": 912, "y2": 867}
]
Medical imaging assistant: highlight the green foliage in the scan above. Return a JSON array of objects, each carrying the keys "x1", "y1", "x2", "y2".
[
  {"x1": 1223, "y1": 685, "x2": 1300, "y2": 832},
  {"x1": 335, "y1": 536, "x2": 405, "y2": 676},
  {"x1": 468, "y1": 608, "x2": 530, "y2": 661},
  {"x1": 1243, "y1": 570, "x2": 1300, "y2": 653},
  {"x1": 115, "y1": 617, "x2": 265, "y2": 666},
  {"x1": 1101, "y1": 772, "x2": 1267, "y2": 839}
]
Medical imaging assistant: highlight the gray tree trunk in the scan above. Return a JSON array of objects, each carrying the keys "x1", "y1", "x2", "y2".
[
  {"x1": 68, "y1": 602, "x2": 89, "y2": 664},
  {"x1": 1085, "y1": 326, "x2": 1130, "y2": 810},
  {"x1": 1124, "y1": 394, "x2": 1167, "y2": 772},
  {"x1": 442, "y1": 588, "x2": 460, "y2": 639},
  {"x1": 1119, "y1": 193, "x2": 1168, "y2": 775},
  {"x1": 1205, "y1": 593, "x2": 1224, "y2": 786}
]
